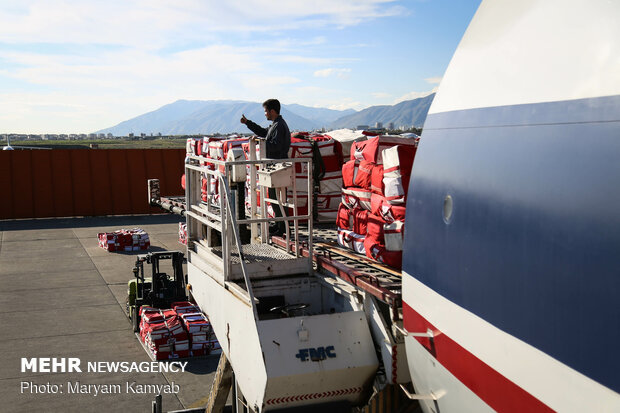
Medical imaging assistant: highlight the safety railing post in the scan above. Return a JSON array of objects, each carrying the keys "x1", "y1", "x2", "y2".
[
  {"x1": 307, "y1": 158, "x2": 313, "y2": 276},
  {"x1": 249, "y1": 138, "x2": 259, "y2": 243}
]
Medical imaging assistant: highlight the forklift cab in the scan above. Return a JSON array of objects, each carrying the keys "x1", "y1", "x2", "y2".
[{"x1": 128, "y1": 251, "x2": 187, "y2": 332}]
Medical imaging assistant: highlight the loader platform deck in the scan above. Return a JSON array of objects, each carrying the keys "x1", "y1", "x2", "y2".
[{"x1": 270, "y1": 225, "x2": 403, "y2": 318}]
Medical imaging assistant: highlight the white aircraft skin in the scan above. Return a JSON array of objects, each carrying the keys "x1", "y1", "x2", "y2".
[{"x1": 402, "y1": 1, "x2": 620, "y2": 412}]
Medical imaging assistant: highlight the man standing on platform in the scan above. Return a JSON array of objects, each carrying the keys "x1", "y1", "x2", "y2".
[{"x1": 240, "y1": 99, "x2": 291, "y2": 236}]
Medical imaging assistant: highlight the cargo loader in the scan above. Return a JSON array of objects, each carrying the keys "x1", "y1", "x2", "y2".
[{"x1": 149, "y1": 138, "x2": 419, "y2": 413}]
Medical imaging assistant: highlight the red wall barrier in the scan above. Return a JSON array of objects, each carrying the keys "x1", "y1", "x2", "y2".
[{"x1": 0, "y1": 149, "x2": 186, "y2": 219}]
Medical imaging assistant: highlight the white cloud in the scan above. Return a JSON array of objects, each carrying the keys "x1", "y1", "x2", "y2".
[
  {"x1": 279, "y1": 56, "x2": 339, "y2": 65},
  {"x1": 393, "y1": 87, "x2": 438, "y2": 104},
  {"x1": 328, "y1": 99, "x2": 365, "y2": 111},
  {"x1": 425, "y1": 76, "x2": 443, "y2": 84},
  {"x1": 300, "y1": 36, "x2": 328, "y2": 46},
  {"x1": 0, "y1": 91, "x2": 153, "y2": 133},
  {"x1": 0, "y1": 42, "x2": 304, "y2": 133},
  {"x1": 0, "y1": 0, "x2": 404, "y2": 47},
  {"x1": 0, "y1": 0, "x2": 415, "y2": 132},
  {"x1": 372, "y1": 92, "x2": 392, "y2": 99},
  {"x1": 314, "y1": 68, "x2": 352, "y2": 79},
  {"x1": 1, "y1": 44, "x2": 262, "y2": 90}
]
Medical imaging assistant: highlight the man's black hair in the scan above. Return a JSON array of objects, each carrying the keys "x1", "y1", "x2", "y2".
[{"x1": 263, "y1": 99, "x2": 281, "y2": 114}]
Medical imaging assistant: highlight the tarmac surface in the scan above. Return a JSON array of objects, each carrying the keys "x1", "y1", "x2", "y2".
[{"x1": 0, "y1": 214, "x2": 221, "y2": 413}]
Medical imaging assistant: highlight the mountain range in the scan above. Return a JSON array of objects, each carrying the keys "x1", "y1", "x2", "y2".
[{"x1": 96, "y1": 94, "x2": 434, "y2": 136}]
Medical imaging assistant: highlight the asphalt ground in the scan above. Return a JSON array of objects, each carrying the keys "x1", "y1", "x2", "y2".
[{"x1": 0, "y1": 215, "x2": 221, "y2": 413}]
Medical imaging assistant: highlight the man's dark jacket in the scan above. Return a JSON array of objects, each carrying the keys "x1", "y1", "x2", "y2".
[{"x1": 245, "y1": 115, "x2": 291, "y2": 159}]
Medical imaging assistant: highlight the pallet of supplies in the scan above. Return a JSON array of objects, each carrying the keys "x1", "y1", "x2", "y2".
[
  {"x1": 335, "y1": 134, "x2": 419, "y2": 269},
  {"x1": 139, "y1": 307, "x2": 189, "y2": 360},
  {"x1": 178, "y1": 222, "x2": 187, "y2": 245},
  {"x1": 138, "y1": 302, "x2": 221, "y2": 359},
  {"x1": 97, "y1": 228, "x2": 150, "y2": 252}
]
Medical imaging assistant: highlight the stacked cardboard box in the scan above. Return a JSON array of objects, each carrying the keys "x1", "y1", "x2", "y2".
[
  {"x1": 184, "y1": 135, "x2": 231, "y2": 205},
  {"x1": 203, "y1": 136, "x2": 248, "y2": 205},
  {"x1": 173, "y1": 301, "x2": 221, "y2": 357},
  {"x1": 97, "y1": 228, "x2": 150, "y2": 252},
  {"x1": 182, "y1": 312, "x2": 219, "y2": 356},
  {"x1": 139, "y1": 307, "x2": 189, "y2": 360},
  {"x1": 138, "y1": 302, "x2": 221, "y2": 359},
  {"x1": 337, "y1": 135, "x2": 419, "y2": 270},
  {"x1": 242, "y1": 142, "x2": 262, "y2": 216}
]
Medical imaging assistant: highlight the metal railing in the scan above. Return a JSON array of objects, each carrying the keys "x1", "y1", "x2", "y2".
[{"x1": 184, "y1": 139, "x2": 314, "y2": 318}]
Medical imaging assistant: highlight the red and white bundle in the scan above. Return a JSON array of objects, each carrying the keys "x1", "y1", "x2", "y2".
[
  {"x1": 97, "y1": 228, "x2": 150, "y2": 252},
  {"x1": 341, "y1": 187, "x2": 372, "y2": 211},
  {"x1": 370, "y1": 193, "x2": 406, "y2": 223},
  {"x1": 139, "y1": 307, "x2": 189, "y2": 360},
  {"x1": 186, "y1": 137, "x2": 203, "y2": 156},
  {"x1": 171, "y1": 301, "x2": 199, "y2": 314},
  {"x1": 337, "y1": 228, "x2": 366, "y2": 255},
  {"x1": 384, "y1": 221, "x2": 404, "y2": 252},
  {"x1": 289, "y1": 134, "x2": 338, "y2": 159},
  {"x1": 350, "y1": 135, "x2": 417, "y2": 165},
  {"x1": 382, "y1": 145, "x2": 417, "y2": 205},
  {"x1": 287, "y1": 133, "x2": 344, "y2": 222},
  {"x1": 180, "y1": 312, "x2": 211, "y2": 334},
  {"x1": 178, "y1": 222, "x2": 187, "y2": 245},
  {"x1": 295, "y1": 170, "x2": 343, "y2": 195},
  {"x1": 335, "y1": 135, "x2": 418, "y2": 269},
  {"x1": 316, "y1": 193, "x2": 340, "y2": 212},
  {"x1": 336, "y1": 203, "x2": 354, "y2": 231}
]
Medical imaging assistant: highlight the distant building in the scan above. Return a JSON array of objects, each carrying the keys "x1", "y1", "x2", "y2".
[
  {"x1": 356, "y1": 125, "x2": 369, "y2": 130},
  {"x1": 375, "y1": 122, "x2": 383, "y2": 129},
  {"x1": 88, "y1": 133, "x2": 97, "y2": 139},
  {"x1": 387, "y1": 122, "x2": 394, "y2": 130},
  {"x1": 128, "y1": 133, "x2": 134, "y2": 138},
  {"x1": 107, "y1": 133, "x2": 113, "y2": 138},
  {"x1": 98, "y1": 133, "x2": 105, "y2": 139}
]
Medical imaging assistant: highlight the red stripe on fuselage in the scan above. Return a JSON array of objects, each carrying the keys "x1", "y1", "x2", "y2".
[{"x1": 403, "y1": 302, "x2": 553, "y2": 413}]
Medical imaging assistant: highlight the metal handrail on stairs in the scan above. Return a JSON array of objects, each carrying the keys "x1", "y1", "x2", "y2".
[{"x1": 219, "y1": 174, "x2": 259, "y2": 321}]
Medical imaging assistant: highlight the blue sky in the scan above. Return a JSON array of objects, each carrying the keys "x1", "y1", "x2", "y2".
[{"x1": 0, "y1": 0, "x2": 481, "y2": 133}]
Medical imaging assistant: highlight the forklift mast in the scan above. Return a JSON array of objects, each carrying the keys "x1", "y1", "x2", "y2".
[{"x1": 131, "y1": 251, "x2": 187, "y2": 321}]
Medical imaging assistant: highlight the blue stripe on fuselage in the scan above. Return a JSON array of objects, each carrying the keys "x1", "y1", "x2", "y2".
[{"x1": 404, "y1": 95, "x2": 620, "y2": 393}]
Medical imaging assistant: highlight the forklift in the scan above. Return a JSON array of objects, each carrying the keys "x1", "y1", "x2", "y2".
[{"x1": 127, "y1": 251, "x2": 188, "y2": 333}]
